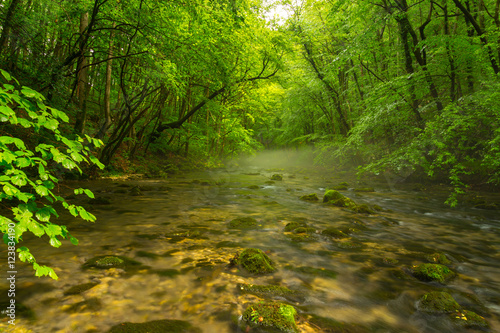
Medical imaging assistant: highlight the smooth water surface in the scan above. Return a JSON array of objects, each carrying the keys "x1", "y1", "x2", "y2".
[{"x1": 1, "y1": 159, "x2": 500, "y2": 332}]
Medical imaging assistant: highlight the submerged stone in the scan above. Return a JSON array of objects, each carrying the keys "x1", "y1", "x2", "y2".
[
  {"x1": 285, "y1": 265, "x2": 337, "y2": 279},
  {"x1": 299, "y1": 193, "x2": 319, "y2": 202},
  {"x1": 449, "y1": 309, "x2": 489, "y2": 329},
  {"x1": 248, "y1": 185, "x2": 260, "y2": 189},
  {"x1": 242, "y1": 301, "x2": 298, "y2": 333},
  {"x1": 284, "y1": 222, "x2": 307, "y2": 232},
  {"x1": 322, "y1": 228, "x2": 349, "y2": 239},
  {"x1": 354, "y1": 188, "x2": 375, "y2": 192},
  {"x1": 353, "y1": 204, "x2": 375, "y2": 214},
  {"x1": 63, "y1": 282, "x2": 99, "y2": 295},
  {"x1": 417, "y1": 291, "x2": 461, "y2": 313},
  {"x1": 426, "y1": 252, "x2": 451, "y2": 265},
  {"x1": 64, "y1": 297, "x2": 102, "y2": 313},
  {"x1": 411, "y1": 263, "x2": 456, "y2": 283},
  {"x1": 306, "y1": 314, "x2": 368, "y2": 333},
  {"x1": 82, "y1": 255, "x2": 142, "y2": 271},
  {"x1": 238, "y1": 283, "x2": 300, "y2": 299},
  {"x1": 107, "y1": 319, "x2": 202, "y2": 333},
  {"x1": 228, "y1": 217, "x2": 258, "y2": 229},
  {"x1": 233, "y1": 248, "x2": 276, "y2": 274},
  {"x1": 271, "y1": 174, "x2": 283, "y2": 181},
  {"x1": 331, "y1": 185, "x2": 348, "y2": 190}
]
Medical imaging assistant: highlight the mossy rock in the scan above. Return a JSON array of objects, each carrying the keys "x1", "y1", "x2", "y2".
[
  {"x1": 381, "y1": 257, "x2": 399, "y2": 266},
  {"x1": 286, "y1": 233, "x2": 316, "y2": 242},
  {"x1": 417, "y1": 291, "x2": 461, "y2": 313},
  {"x1": 411, "y1": 263, "x2": 456, "y2": 283},
  {"x1": 336, "y1": 241, "x2": 363, "y2": 249},
  {"x1": 426, "y1": 252, "x2": 451, "y2": 265},
  {"x1": 331, "y1": 185, "x2": 348, "y2": 190},
  {"x1": 271, "y1": 174, "x2": 283, "y2": 181},
  {"x1": 299, "y1": 193, "x2": 319, "y2": 202},
  {"x1": 242, "y1": 301, "x2": 298, "y2": 333},
  {"x1": 63, "y1": 282, "x2": 99, "y2": 295},
  {"x1": 284, "y1": 222, "x2": 307, "y2": 232},
  {"x1": 323, "y1": 190, "x2": 344, "y2": 203},
  {"x1": 306, "y1": 314, "x2": 369, "y2": 333},
  {"x1": 449, "y1": 309, "x2": 489, "y2": 329},
  {"x1": 238, "y1": 283, "x2": 300, "y2": 299},
  {"x1": 228, "y1": 217, "x2": 258, "y2": 229},
  {"x1": 293, "y1": 227, "x2": 316, "y2": 234},
  {"x1": 353, "y1": 204, "x2": 375, "y2": 214},
  {"x1": 233, "y1": 248, "x2": 277, "y2": 275},
  {"x1": 82, "y1": 255, "x2": 142, "y2": 271},
  {"x1": 322, "y1": 228, "x2": 349, "y2": 239},
  {"x1": 129, "y1": 186, "x2": 143, "y2": 196},
  {"x1": 65, "y1": 297, "x2": 102, "y2": 313},
  {"x1": 339, "y1": 182, "x2": 349, "y2": 186},
  {"x1": 248, "y1": 185, "x2": 260, "y2": 189},
  {"x1": 353, "y1": 188, "x2": 375, "y2": 192},
  {"x1": 285, "y1": 265, "x2": 337, "y2": 279},
  {"x1": 107, "y1": 319, "x2": 202, "y2": 333}
]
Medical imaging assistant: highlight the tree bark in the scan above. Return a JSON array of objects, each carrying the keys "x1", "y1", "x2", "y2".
[
  {"x1": 0, "y1": 0, "x2": 22, "y2": 57},
  {"x1": 74, "y1": 11, "x2": 89, "y2": 134}
]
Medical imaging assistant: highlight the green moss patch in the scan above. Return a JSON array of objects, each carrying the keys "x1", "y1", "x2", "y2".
[
  {"x1": 449, "y1": 309, "x2": 489, "y2": 329},
  {"x1": 322, "y1": 228, "x2": 349, "y2": 239},
  {"x1": 82, "y1": 255, "x2": 142, "y2": 271},
  {"x1": 271, "y1": 174, "x2": 283, "y2": 181},
  {"x1": 242, "y1": 301, "x2": 298, "y2": 333},
  {"x1": 418, "y1": 291, "x2": 461, "y2": 313},
  {"x1": 299, "y1": 193, "x2": 319, "y2": 202},
  {"x1": 228, "y1": 217, "x2": 258, "y2": 229},
  {"x1": 411, "y1": 263, "x2": 456, "y2": 283},
  {"x1": 323, "y1": 190, "x2": 345, "y2": 203},
  {"x1": 107, "y1": 319, "x2": 202, "y2": 333},
  {"x1": 233, "y1": 248, "x2": 277, "y2": 275},
  {"x1": 426, "y1": 252, "x2": 451, "y2": 265},
  {"x1": 285, "y1": 265, "x2": 337, "y2": 279},
  {"x1": 238, "y1": 283, "x2": 300, "y2": 299},
  {"x1": 353, "y1": 188, "x2": 375, "y2": 192}
]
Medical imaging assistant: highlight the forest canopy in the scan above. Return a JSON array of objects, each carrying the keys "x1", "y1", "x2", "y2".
[{"x1": 0, "y1": 0, "x2": 498, "y2": 205}]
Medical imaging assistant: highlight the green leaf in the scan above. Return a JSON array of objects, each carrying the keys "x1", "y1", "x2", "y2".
[
  {"x1": 83, "y1": 189, "x2": 95, "y2": 199},
  {"x1": 11, "y1": 174, "x2": 27, "y2": 186},
  {"x1": 49, "y1": 237, "x2": 62, "y2": 248},
  {"x1": 0, "y1": 136, "x2": 25, "y2": 149},
  {"x1": 62, "y1": 158, "x2": 77, "y2": 170},
  {"x1": 17, "y1": 247, "x2": 35, "y2": 263},
  {"x1": 42, "y1": 118, "x2": 59, "y2": 131},
  {"x1": 3, "y1": 183, "x2": 18, "y2": 196},
  {"x1": 1, "y1": 69, "x2": 12, "y2": 81},
  {"x1": 0, "y1": 105, "x2": 15, "y2": 118},
  {"x1": 69, "y1": 236, "x2": 79, "y2": 245},
  {"x1": 21, "y1": 86, "x2": 44, "y2": 100},
  {"x1": 27, "y1": 220, "x2": 45, "y2": 236},
  {"x1": 35, "y1": 185, "x2": 49, "y2": 196},
  {"x1": 43, "y1": 224, "x2": 62, "y2": 237},
  {"x1": 35, "y1": 207, "x2": 52, "y2": 222}
]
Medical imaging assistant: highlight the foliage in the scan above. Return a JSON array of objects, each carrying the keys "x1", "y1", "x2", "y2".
[{"x1": 0, "y1": 70, "x2": 103, "y2": 279}]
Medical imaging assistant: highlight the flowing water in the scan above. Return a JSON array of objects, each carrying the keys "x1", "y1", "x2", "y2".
[{"x1": 1, "y1": 154, "x2": 500, "y2": 333}]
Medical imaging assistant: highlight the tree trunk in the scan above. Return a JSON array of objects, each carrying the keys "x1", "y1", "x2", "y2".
[
  {"x1": 74, "y1": 12, "x2": 89, "y2": 134},
  {"x1": 0, "y1": 0, "x2": 22, "y2": 57},
  {"x1": 96, "y1": 24, "x2": 115, "y2": 140}
]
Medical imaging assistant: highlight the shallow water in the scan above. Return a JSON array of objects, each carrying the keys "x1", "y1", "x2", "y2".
[{"x1": 1, "y1": 161, "x2": 500, "y2": 333}]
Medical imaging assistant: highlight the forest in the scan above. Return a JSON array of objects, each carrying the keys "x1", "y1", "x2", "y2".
[
  {"x1": 1, "y1": 0, "x2": 500, "y2": 332},
  {"x1": 1, "y1": 0, "x2": 499, "y2": 198}
]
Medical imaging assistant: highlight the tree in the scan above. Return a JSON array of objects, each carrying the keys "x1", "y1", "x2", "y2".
[{"x1": 0, "y1": 70, "x2": 104, "y2": 279}]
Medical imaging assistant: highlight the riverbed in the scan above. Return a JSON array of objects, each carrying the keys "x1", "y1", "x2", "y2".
[{"x1": 1, "y1": 157, "x2": 499, "y2": 332}]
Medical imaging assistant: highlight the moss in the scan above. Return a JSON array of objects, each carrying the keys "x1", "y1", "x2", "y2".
[
  {"x1": 82, "y1": 255, "x2": 142, "y2": 271},
  {"x1": 248, "y1": 185, "x2": 260, "y2": 189},
  {"x1": 286, "y1": 233, "x2": 316, "y2": 242},
  {"x1": 299, "y1": 193, "x2": 319, "y2": 202},
  {"x1": 339, "y1": 182, "x2": 349, "y2": 186},
  {"x1": 271, "y1": 174, "x2": 283, "y2": 181},
  {"x1": 426, "y1": 252, "x2": 451, "y2": 265},
  {"x1": 306, "y1": 314, "x2": 368, "y2": 333},
  {"x1": 449, "y1": 309, "x2": 489, "y2": 329},
  {"x1": 151, "y1": 269, "x2": 181, "y2": 277},
  {"x1": 322, "y1": 228, "x2": 349, "y2": 238},
  {"x1": 107, "y1": 319, "x2": 201, "y2": 333},
  {"x1": 353, "y1": 204, "x2": 375, "y2": 214},
  {"x1": 293, "y1": 227, "x2": 316, "y2": 234},
  {"x1": 418, "y1": 291, "x2": 461, "y2": 313},
  {"x1": 381, "y1": 257, "x2": 399, "y2": 266},
  {"x1": 372, "y1": 204, "x2": 383, "y2": 211},
  {"x1": 242, "y1": 301, "x2": 298, "y2": 333},
  {"x1": 228, "y1": 217, "x2": 258, "y2": 229},
  {"x1": 353, "y1": 188, "x2": 375, "y2": 192},
  {"x1": 284, "y1": 222, "x2": 307, "y2": 232},
  {"x1": 234, "y1": 248, "x2": 277, "y2": 274},
  {"x1": 331, "y1": 185, "x2": 348, "y2": 190},
  {"x1": 323, "y1": 190, "x2": 344, "y2": 203},
  {"x1": 63, "y1": 282, "x2": 99, "y2": 295},
  {"x1": 285, "y1": 265, "x2": 337, "y2": 279},
  {"x1": 238, "y1": 283, "x2": 299, "y2": 298},
  {"x1": 411, "y1": 263, "x2": 456, "y2": 283},
  {"x1": 337, "y1": 241, "x2": 363, "y2": 249}
]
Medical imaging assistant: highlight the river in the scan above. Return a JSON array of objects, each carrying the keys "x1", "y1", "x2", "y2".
[{"x1": 1, "y1": 153, "x2": 499, "y2": 332}]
